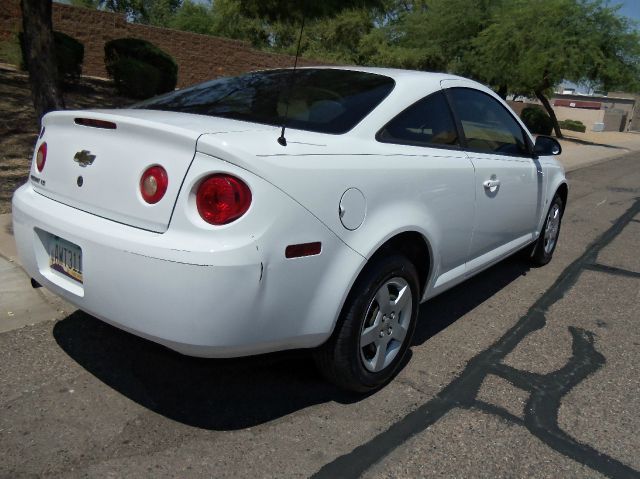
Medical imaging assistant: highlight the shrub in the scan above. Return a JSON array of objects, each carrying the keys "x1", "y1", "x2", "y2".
[
  {"x1": 104, "y1": 38, "x2": 177, "y2": 98},
  {"x1": 110, "y1": 57, "x2": 161, "y2": 100},
  {"x1": 558, "y1": 119, "x2": 587, "y2": 133},
  {"x1": 54, "y1": 31, "x2": 84, "y2": 82},
  {"x1": 19, "y1": 31, "x2": 84, "y2": 82},
  {"x1": 521, "y1": 106, "x2": 553, "y2": 135}
]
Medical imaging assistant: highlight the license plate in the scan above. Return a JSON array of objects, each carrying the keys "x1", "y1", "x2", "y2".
[{"x1": 49, "y1": 236, "x2": 83, "y2": 283}]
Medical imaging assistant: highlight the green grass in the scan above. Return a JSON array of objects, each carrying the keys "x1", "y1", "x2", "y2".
[{"x1": 0, "y1": 37, "x2": 22, "y2": 67}]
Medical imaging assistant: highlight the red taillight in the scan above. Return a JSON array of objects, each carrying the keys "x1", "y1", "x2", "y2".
[
  {"x1": 140, "y1": 165, "x2": 168, "y2": 204},
  {"x1": 36, "y1": 142, "x2": 47, "y2": 172},
  {"x1": 196, "y1": 174, "x2": 252, "y2": 225}
]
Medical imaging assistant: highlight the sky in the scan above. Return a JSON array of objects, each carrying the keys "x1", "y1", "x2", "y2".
[{"x1": 614, "y1": 1, "x2": 640, "y2": 22}]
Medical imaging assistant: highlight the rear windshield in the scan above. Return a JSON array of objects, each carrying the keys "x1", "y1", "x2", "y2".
[{"x1": 133, "y1": 68, "x2": 395, "y2": 134}]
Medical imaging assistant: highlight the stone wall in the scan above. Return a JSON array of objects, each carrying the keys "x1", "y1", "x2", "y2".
[
  {"x1": 0, "y1": 1, "x2": 321, "y2": 87},
  {"x1": 0, "y1": 0, "x2": 21, "y2": 42}
]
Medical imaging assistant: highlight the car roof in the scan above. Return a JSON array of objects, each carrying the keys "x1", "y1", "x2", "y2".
[{"x1": 295, "y1": 65, "x2": 470, "y2": 87}]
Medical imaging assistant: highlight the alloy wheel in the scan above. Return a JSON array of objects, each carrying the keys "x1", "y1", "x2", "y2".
[{"x1": 359, "y1": 277, "x2": 413, "y2": 373}]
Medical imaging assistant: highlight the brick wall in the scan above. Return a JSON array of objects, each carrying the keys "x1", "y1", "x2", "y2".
[
  {"x1": 1, "y1": 1, "x2": 321, "y2": 88},
  {"x1": 0, "y1": 0, "x2": 22, "y2": 42}
]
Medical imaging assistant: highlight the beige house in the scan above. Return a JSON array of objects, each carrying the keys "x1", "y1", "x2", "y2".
[
  {"x1": 509, "y1": 91, "x2": 639, "y2": 133},
  {"x1": 551, "y1": 92, "x2": 638, "y2": 132}
]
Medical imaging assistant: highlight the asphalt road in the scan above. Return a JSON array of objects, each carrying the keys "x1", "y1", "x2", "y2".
[{"x1": 1, "y1": 153, "x2": 639, "y2": 478}]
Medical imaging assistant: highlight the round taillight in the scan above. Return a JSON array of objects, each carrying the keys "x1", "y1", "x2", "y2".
[
  {"x1": 36, "y1": 142, "x2": 47, "y2": 172},
  {"x1": 196, "y1": 174, "x2": 252, "y2": 225},
  {"x1": 140, "y1": 165, "x2": 168, "y2": 204}
]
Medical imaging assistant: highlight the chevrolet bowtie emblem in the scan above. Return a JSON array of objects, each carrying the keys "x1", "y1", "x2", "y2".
[{"x1": 74, "y1": 150, "x2": 96, "y2": 167}]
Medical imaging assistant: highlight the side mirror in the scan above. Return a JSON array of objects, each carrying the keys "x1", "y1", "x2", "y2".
[{"x1": 533, "y1": 135, "x2": 562, "y2": 157}]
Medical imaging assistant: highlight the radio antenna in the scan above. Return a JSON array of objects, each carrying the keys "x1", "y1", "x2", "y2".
[{"x1": 277, "y1": 11, "x2": 306, "y2": 147}]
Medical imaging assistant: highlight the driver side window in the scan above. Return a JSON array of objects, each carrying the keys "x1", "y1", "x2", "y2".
[
  {"x1": 377, "y1": 91, "x2": 460, "y2": 148},
  {"x1": 448, "y1": 88, "x2": 529, "y2": 156}
]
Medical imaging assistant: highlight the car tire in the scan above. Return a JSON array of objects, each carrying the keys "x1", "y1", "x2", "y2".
[
  {"x1": 528, "y1": 194, "x2": 564, "y2": 266},
  {"x1": 314, "y1": 252, "x2": 420, "y2": 393}
]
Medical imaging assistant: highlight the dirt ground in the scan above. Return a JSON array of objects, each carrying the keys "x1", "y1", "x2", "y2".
[{"x1": 0, "y1": 65, "x2": 129, "y2": 214}]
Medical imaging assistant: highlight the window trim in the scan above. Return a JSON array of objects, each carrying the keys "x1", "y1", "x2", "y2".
[
  {"x1": 443, "y1": 87, "x2": 535, "y2": 159},
  {"x1": 375, "y1": 90, "x2": 463, "y2": 151}
]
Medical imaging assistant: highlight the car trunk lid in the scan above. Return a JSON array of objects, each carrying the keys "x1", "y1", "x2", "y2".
[{"x1": 32, "y1": 110, "x2": 268, "y2": 233}]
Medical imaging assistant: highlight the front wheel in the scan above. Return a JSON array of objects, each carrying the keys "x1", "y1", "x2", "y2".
[
  {"x1": 314, "y1": 253, "x2": 420, "y2": 392},
  {"x1": 528, "y1": 194, "x2": 564, "y2": 266}
]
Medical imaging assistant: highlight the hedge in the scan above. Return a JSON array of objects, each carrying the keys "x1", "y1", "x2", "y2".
[
  {"x1": 558, "y1": 119, "x2": 587, "y2": 133},
  {"x1": 110, "y1": 57, "x2": 161, "y2": 100},
  {"x1": 104, "y1": 38, "x2": 177, "y2": 99},
  {"x1": 521, "y1": 106, "x2": 553, "y2": 135},
  {"x1": 20, "y1": 31, "x2": 84, "y2": 83}
]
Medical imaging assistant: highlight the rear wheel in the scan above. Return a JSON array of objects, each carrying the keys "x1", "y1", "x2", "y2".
[
  {"x1": 528, "y1": 194, "x2": 564, "y2": 266},
  {"x1": 314, "y1": 253, "x2": 420, "y2": 392}
]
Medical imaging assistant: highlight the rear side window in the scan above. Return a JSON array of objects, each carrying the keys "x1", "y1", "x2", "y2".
[
  {"x1": 448, "y1": 88, "x2": 529, "y2": 156},
  {"x1": 377, "y1": 91, "x2": 459, "y2": 148},
  {"x1": 133, "y1": 69, "x2": 395, "y2": 135}
]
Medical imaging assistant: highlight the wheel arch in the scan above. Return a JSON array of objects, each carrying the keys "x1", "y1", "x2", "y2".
[
  {"x1": 366, "y1": 230, "x2": 433, "y2": 297},
  {"x1": 336, "y1": 229, "x2": 434, "y2": 322},
  {"x1": 556, "y1": 182, "x2": 568, "y2": 213},
  {"x1": 319, "y1": 228, "x2": 434, "y2": 349}
]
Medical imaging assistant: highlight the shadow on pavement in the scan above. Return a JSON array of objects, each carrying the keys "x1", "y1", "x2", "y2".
[
  {"x1": 560, "y1": 136, "x2": 628, "y2": 149},
  {"x1": 53, "y1": 255, "x2": 530, "y2": 431},
  {"x1": 413, "y1": 255, "x2": 530, "y2": 344},
  {"x1": 53, "y1": 312, "x2": 361, "y2": 430}
]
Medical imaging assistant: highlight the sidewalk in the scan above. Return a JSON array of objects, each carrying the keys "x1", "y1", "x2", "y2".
[
  {"x1": 557, "y1": 130, "x2": 640, "y2": 171},
  {"x1": 1, "y1": 133, "x2": 639, "y2": 334},
  {"x1": 0, "y1": 214, "x2": 70, "y2": 333}
]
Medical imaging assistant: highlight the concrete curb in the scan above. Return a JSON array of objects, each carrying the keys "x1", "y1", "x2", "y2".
[
  {"x1": 0, "y1": 213, "x2": 17, "y2": 263},
  {"x1": 563, "y1": 150, "x2": 635, "y2": 173},
  {"x1": 0, "y1": 213, "x2": 73, "y2": 333}
]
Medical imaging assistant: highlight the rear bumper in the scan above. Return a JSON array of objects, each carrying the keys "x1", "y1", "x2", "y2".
[{"x1": 12, "y1": 183, "x2": 364, "y2": 357}]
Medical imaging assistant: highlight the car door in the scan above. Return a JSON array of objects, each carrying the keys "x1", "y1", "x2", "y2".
[
  {"x1": 376, "y1": 90, "x2": 476, "y2": 294},
  {"x1": 444, "y1": 84, "x2": 543, "y2": 274}
]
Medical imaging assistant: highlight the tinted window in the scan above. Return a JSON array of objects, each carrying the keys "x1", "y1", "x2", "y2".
[
  {"x1": 378, "y1": 91, "x2": 459, "y2": 148},
  {"x1": 133, "y1": 69, "x2": 395, "y2": 135},
  {"x1": 449, "y1": 88, "x2": 529, "y2": 156}
]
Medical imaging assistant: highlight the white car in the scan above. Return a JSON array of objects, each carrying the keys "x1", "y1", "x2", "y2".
[{"x1": 13, "y1": 67, "x2": 566, "y2": 392}]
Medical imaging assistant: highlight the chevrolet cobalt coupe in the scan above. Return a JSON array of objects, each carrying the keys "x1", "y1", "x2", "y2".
[{"x1": 13, "y1": 67, "x2": 566, "y2": 392}]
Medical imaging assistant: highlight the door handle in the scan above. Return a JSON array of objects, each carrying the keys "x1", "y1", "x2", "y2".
[{"x1": 483, "y1": 179, "x2": 501, "y2": 190}]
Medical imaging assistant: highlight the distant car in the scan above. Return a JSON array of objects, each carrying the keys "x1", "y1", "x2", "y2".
[{"x1": 13, "y1": 67, "x2": 566, "y2": 392}]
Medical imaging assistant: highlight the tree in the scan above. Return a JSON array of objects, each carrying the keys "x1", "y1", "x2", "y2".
[
  {"x1": 469, "y1": 0, "x2": 640, "y2": 137},
  {"x1": 20, "y1": 0, "x2": 64, "y2": 126},
  {"x1": 371, "y1": 0, "x2": 500, "y2": 73},
  {"x1": 236, "y1": 0, "x2": 384, "y2": 23},
  {"x1": 209, "y1": 0, "x2": 270, "y2": 47},
  {"x1": 169, "y1": 0, "x2": 215, "y2": 35},
  {"x1": 295, "y1": 9, "x2": 374, "y2": 63},
  {"x1": 70, "y1": 0, "x2": 101, "y2": 7},
  {"x1": 146, "y1": 0, "x2": 182, "y2": 27},
  {"x1": 72, "y1": 0, "x2": 181, "y2": 25},
  {"x1": 265, "y1": 1, "x2": 438, "y2": 68}
]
